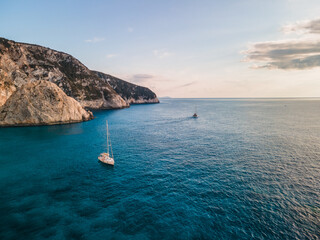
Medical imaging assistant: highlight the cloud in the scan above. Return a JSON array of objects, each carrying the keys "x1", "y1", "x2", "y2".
[
  {"x1": 282, "y1": 18, "x2": 320, "y2": 34},
  {"x1": 130, "y1": 74, "x2": 154, "y2": 83},
  {"x1": 153, "y1": 49, "x2": 172, "y2": 58},
  {"x1": 243, "y1": 18, "x2": 320, "y2": 70},
  {"x1": 106, "y1": 54, "x2": 117, "y2": 59},
  {"x1": 85, "y1": 37, "x2": 105, "y2": 43},
  {"x1": 176, "y1": 81, "x2": 197, "y2": 88},
  {"x1": 244, "y1": 39, "x2": 320, "y2": 69},
  {"x1": 128, "y1": 27, "x2": 134, "y2": 33}
]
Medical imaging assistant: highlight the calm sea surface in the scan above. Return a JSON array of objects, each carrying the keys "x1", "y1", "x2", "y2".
[{"x1": 0, "y1": 98, "x2": 320, "y2": 239}]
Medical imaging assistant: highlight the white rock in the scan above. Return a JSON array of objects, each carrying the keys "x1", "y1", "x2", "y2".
[{"x1": 0, "y1": 81, "x2": 93, "y2": 126}]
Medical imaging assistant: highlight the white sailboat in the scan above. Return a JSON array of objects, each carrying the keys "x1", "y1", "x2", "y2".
[{"x1": 98, "y1": 120, "x2": 114, "y2": 166}]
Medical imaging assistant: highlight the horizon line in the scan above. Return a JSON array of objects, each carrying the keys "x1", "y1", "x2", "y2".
[{"x1": 159, "y1": 97, "x2": 320, "y2": 99}]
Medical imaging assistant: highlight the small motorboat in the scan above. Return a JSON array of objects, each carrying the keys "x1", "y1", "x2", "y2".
[
  {"x1": 193, "y1": 106, "x2": 198, "y2": 118},
  {"x1": 98, "y1": 120, "x2": 114, "y2": 166}
]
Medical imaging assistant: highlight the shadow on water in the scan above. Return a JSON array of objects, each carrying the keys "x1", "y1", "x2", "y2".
[{"x1": 0, "y1": 122, "x2": 85, "y2": 141}]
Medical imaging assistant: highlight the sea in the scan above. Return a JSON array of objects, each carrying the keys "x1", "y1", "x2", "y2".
[{"x1": 0, "y1": 98, "x2": 319, "y2": 239}]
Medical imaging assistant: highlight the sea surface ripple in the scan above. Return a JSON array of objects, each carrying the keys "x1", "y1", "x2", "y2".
[{"x1": 0, "y1": 98, "x2": 319, "y2": 239}]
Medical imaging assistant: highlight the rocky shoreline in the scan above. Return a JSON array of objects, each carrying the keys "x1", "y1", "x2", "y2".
[
  {"x1": 0, "y1": 81, "x2": 93, "y2": 127},
  {"x1": 0, "y1": 37, "x2": 159, "y2": 126}
]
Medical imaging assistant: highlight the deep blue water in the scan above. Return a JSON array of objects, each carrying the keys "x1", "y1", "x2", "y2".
[{"x1": 0, "y1": 98, "x2": 320, "y2": 239}]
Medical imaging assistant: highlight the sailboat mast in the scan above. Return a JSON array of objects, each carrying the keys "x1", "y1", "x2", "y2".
[
  {"x1": 110, "y1": 139, "x2": 114, "y2": 159},
  {"x1": 106, "y1": 120, "x2": 109, "y2": 155}
]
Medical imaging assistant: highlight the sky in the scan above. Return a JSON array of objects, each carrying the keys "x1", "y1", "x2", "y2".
[{"x1": 1, "y1": 0, "x2": 320, "y2": 98}]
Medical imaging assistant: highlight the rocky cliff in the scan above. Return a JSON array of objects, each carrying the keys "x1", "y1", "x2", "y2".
[
  {"x1": 0, "y1": 81, "x2": 93, "y2": 126},
  {"x1": 0, "y1": 37, "x2": 128, "y2": 109},
  {"x1": 93, "y1": 71, "x2": 159, "y2": 104},
  {"x1": 0, "y1": 37, "x2": 159, "y2": 109}
]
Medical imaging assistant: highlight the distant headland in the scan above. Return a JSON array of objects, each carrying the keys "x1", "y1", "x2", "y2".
[{"x1": 0, "y1": 37, "x2": 159, "y2": 127}]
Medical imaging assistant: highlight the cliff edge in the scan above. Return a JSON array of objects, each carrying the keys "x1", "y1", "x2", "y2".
[
  {"x1": 93, "y1": 71, "x2": 159, "y2": 104},
  {"x1": 0, "y1": 37, "x2": 128, "y2": 109}
]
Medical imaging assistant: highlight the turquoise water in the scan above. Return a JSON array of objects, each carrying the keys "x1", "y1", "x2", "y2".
[{"x1": 0, "y1": 98, "x2": 320, "y2": 239}]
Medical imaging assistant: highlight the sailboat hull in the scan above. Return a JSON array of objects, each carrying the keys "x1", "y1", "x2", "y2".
[{"x1": 98, "y1": 153, "x2": 114, "y2": 166}]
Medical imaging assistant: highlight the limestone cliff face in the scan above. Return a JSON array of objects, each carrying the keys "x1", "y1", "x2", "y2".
[
  {"x1": 0, "y1": 37, "x2": 128, "y2": 109},
  {"x1": 93, "y1": 71, "x2": 159, "y2": 104},
  {"x1": 0, "y1": 81, "x2": 93, "y2": 126}
]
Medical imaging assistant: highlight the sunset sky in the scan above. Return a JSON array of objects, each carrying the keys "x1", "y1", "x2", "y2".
[{"x1": 1, "y1": 0, "x2": 320, "y2": 97}]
